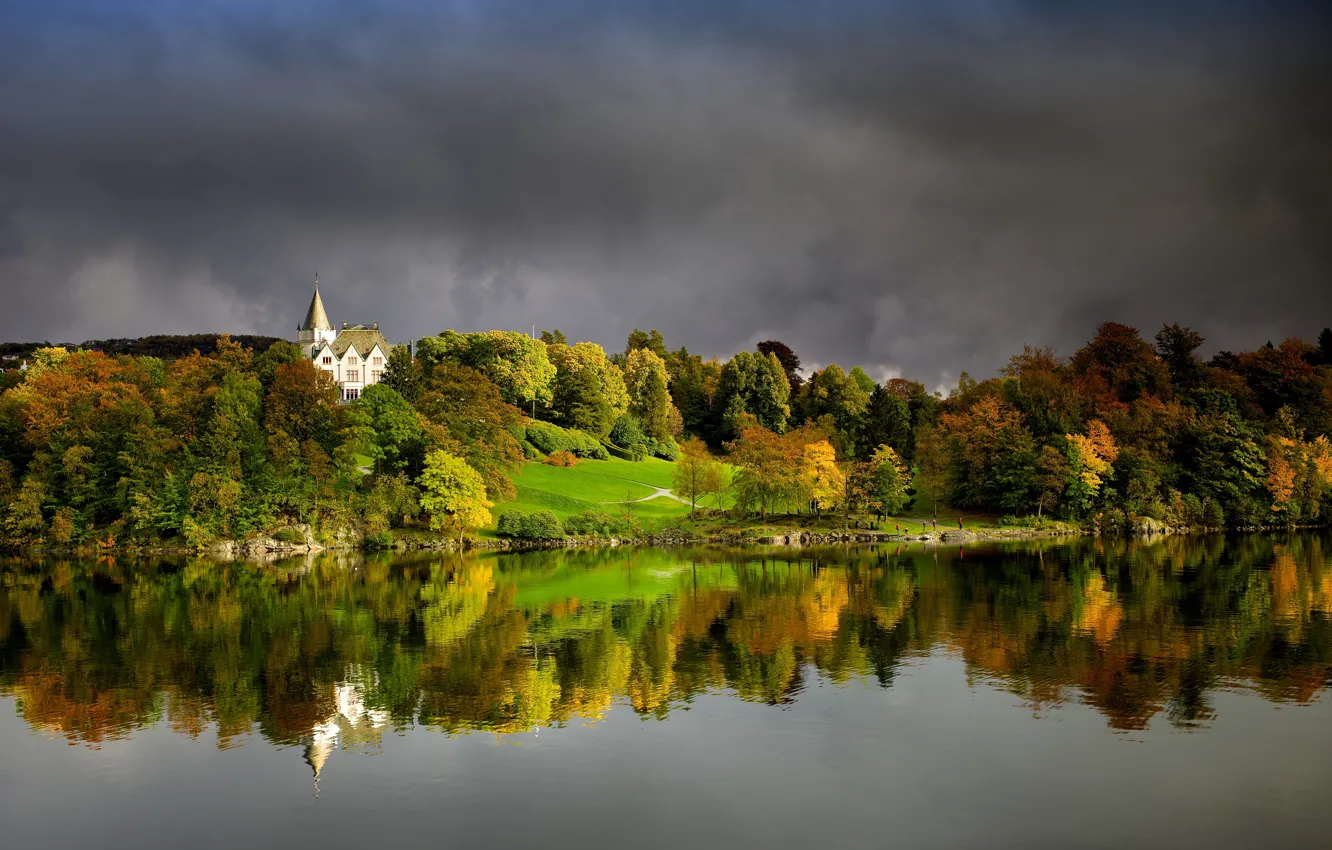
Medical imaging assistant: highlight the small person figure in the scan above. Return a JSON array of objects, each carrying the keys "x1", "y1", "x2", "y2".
[
  {"x1": 932, "y1": 518, "x2": 938, "y2": 531},
  {"x1": 957, "y1": 518, "x2": 964, "y2": 530},
  {"x1": 895, "y1": 523, "x2": 900, "y2": 535}
]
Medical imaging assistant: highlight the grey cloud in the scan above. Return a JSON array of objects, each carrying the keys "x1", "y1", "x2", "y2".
[{"x1": 0, "y1": 2, "x2": 1328, "y2": 379}]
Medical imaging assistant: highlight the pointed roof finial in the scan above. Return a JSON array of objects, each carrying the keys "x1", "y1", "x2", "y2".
[{"x1": 300, "y1": 274, "x2": 332, "y2": 332}]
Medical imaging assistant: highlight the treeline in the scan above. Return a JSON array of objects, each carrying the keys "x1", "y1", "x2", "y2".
[
  {"x1": 0, "y1": 334, "x2": 285, "y2": 363},
  {"x1": 2, "y1": 320, "x2": 1331, "y2": 547}
]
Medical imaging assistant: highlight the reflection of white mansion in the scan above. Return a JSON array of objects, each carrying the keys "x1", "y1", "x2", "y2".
[
  {"x1": 297, "y1": 278, "x2": 392, "y2": 402},
  {"x1": 303, "y1": 677, "x2": 391, "y2": 787}
]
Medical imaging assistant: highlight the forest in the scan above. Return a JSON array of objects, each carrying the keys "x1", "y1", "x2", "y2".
[{"x1": 1, "y1": 321, "x2": 1331, "y2": 548}]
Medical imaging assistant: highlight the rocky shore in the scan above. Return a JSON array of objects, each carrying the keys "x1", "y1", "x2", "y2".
[{"x1": 13, "y1": 515, "x2": 1322, "y2": 561}]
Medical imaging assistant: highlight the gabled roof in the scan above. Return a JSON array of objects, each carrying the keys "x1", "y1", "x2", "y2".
[
  {"x1": 300, "y1": 283, "x2": 332, "y2": 332},
  {"x1": 325, "y1": 328, "x2": 391, "y2": 359}
]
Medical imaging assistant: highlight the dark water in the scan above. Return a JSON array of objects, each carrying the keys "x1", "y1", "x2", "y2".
[{"x1": 3, "y1": 536, "x2": 1332, "y2": 849}]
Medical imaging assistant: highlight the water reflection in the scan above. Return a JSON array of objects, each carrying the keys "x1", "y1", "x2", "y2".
[{"x1": 2, "y1": 535, "x2": 1330, "y2": 780}]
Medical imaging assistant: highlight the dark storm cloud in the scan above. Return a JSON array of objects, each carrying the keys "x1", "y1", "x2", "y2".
[{"x1": 1, "y1": 0, "x2": 1329, "y2": 385}]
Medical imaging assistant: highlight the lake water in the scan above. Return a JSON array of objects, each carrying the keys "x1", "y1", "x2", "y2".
[{"x1": 2, "y1": 535, "x2": 1331, "y2": 849}]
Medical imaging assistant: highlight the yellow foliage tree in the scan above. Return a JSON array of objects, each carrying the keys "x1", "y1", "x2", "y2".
[
  {"x1": 800, "y1": 440, "x2": 844, "y2": 513},
  {"x1": 418, "y1": 450, "x2": 493, "y2": 545},
  {"x1": 1067, "y1": 419, "x2": 1119, "y2": 494},
  {"x1": 1266, "y1": 436, "x2": 1298, "y2": 513}
]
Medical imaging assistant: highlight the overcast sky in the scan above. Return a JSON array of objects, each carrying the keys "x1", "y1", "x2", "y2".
[{"x1": 1, "y1": 1, "x2": 1329, "y2": 386}]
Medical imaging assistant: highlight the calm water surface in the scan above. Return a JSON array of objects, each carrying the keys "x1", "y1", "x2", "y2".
[{"x1": 3, "y1": 535, "x2": 1331, "y2": 849}]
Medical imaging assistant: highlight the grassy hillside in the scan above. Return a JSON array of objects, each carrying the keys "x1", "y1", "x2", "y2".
[
  {"x1": 484, "y1": 456, "x2": 703, "y2": 536},
  {"x1": 485, "y1": 455, "x2": 1006, "y2": 539}
]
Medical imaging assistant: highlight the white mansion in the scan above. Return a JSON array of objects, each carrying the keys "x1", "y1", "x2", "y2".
[{"x1": 296, "y1": 280, "x2": 392, "y2": 402}]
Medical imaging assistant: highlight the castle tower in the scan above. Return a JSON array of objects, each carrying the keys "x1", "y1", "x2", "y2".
[{"x1": 296, "y1": 275, "x2": 336, "y2": 357}]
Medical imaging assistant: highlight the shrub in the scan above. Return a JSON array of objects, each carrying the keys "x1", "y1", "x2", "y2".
[
  {"x1": 544, "y1": 450, "x2": 579, "y2": 468},
  {"x1": 1201, "y1": 497, "x2": 1225, "y2": 528},
  {"x1": 365, "y1": 530, "x2": 395, "y2": 550},
  {"x1": 609, "y1": 416, "x2": 646, "y2": 453},
  {"x1": 526, "y1": 421, "x2": 608, "y2": 459},
  {"x1": 563, "y1": 510, "x2": 640, "y2": 538},
  {"x1": 496, "y1": 511, "x2": 526, "y2": 538},
  {"x1": 520, "y1": 510, "x2": 564, "y2": 540},
  {"x1": 1099, "y1": 507, "x2": 1127, "y2": 535},
  {"x1": 272, "y1": 526, "x2": 306, "y2": 544},
  {"x1": 521, "y1": 440, "x2": 539, "y2": 459},
  {"x1": 568, "y1": 429, "x2": 609, "y2": 460},
  {"x1": 1180, "y1": 493, "x2": 1204, "y2": 527},
  {"x1": 653, "y1": 436, "x2": 680, "y2": 461}
]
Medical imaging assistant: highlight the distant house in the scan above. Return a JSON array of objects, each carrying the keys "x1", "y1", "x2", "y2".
[{"x1": 296, "y1": 278, "x2": 392, "y2": 402}]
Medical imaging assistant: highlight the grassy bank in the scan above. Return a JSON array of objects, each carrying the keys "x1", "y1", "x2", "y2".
[{"x1": 483, "y1": 455, "x2": 1023, "y2": 541}]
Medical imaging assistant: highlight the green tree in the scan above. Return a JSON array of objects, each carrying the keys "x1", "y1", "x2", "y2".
[
  {"x1": 756, "y1": 340, "x2": 804, "y2": 391},
  {"x1": 624, "y1": 348, "x2": 679, "y2": 443},
  {"x1": 848, "y1": 366, "x2": 877, "y2": 395},
  {"x1": 867, "y1": 445, "x2": 911, "y2": 517},
  {"x1": 716, "y1": 350, "x2": 791, "y2": 438},
  {"x1": 797, "y1": 365, "x2": 869, "y2": 451},
  {"x1": 420, "y1": 330, "x2": 556, "y2": 409},
  {"x1": 860, "y1": 386, "x2": 912, "y2": 459},
  {"x1": 253, "y1": 340, "x2": 306, "y2": 390},
  {"x1": 1155, "y1": 323, "x2": 1205, "y2": 391},
  {"x1": 626, "y1": 329, "x2": 668, "y2": 360},
  {"x1": 380, "y1": 345, "x2": 423, "y2": 402},
  {"x1": 546, "y1": 341, "x2": 629, "y2": 437},
  {"x1": 357, "y1": 383, "x2": 428, "y2": 476}
]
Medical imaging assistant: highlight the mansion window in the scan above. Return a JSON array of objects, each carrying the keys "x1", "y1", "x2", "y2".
[
  {"x1": 322, "y1": 356, "x2": 332, "y2": 365},
  {"x1": 373, "y1": 356, "x2": 383, "y2": 366},
  {"x1": 344, "y1": 388, "x2": 360, "y2": 401},
  {"x1": 347, "y1": 369, "x2": 360, "y2": 382},
  {"x1": 371, "y1": 370, "x2": 382, "y2": 382}
]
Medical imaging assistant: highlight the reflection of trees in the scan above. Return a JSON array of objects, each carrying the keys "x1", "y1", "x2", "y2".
[{"x1": 2, "y1": 536, "x2": 1331, "y2": 762}]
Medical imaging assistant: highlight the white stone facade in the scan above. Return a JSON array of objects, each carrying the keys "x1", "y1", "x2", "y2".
[{"x1": 296, "y1": 281, "x2": 392, "y2": 402}]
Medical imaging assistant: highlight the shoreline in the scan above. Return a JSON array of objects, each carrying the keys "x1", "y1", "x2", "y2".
[{"x1": 7, "y1": 521, "x2": 1326, "y2": 561}]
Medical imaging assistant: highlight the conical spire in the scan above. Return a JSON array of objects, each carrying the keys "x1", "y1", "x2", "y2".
[{"x1": 300, "y1": 274, "x2": 332, "y2": 332}]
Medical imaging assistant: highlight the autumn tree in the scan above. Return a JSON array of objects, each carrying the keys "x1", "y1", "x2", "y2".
[
  {"x1": 938, "y1": 395, "x2": 1039, "y2": 512},
  {"x1": 1072, "y1": 322, "x2": 1170, "y2": 405},
  {"x1": 415, "y1": 363, "x2": 526, "y2": 501},
  {"x1": 418, "y1": 450, "x2": 493, "y2": 546},
  {"x1": 800, "y1": 440, "x2": 845, "y2": 515},
  {"x1": 727, "y1": 424, "x2": 799, "y2": 520},
  {"x1": 1034, "y1": 444, "x2": 1070, "y2": 519},
  {"x1": 1065, "y1": 420, "x2": 1119, "y2": 513},
  {"x1": 673, "y1": 437, "x2": 721, "y2": 516}
]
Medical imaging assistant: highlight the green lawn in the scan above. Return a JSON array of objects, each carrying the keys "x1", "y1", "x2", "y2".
[
  {"x1": 511, "y1": 461, "x2": 657, "y2": 503},
  {"x1": 484, "y1": 456, "x2": 708, "y2": 535}
]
